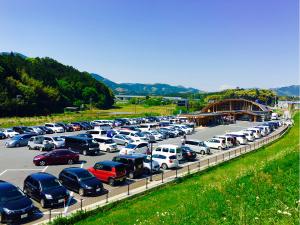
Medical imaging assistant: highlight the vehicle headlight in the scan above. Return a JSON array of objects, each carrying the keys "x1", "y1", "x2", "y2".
[
  {"x1": 45, "y1": 194, "x2": 53, "y2": 200},
  {"x1": 3, "y1": 208, "x2": 13, "y2": 214},
  {"x1": 84, "y1": 185, "x2": 93, "y2": 189}
]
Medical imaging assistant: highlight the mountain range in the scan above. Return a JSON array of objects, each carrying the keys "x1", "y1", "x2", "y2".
[
  {"x1": 91, "y1": 73, "x2": 201, "y2": 96},
  {"x1": 272, "y1": 85, "x2": 299, "y2": 97}
]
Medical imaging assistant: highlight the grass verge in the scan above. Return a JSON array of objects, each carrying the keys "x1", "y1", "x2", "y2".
[
  {"x1": 0, "y1": 104, "x2": 175, "y2": 128},
  {"x1": 50, "y1": 112, "x2": 299, "y2": 225}
]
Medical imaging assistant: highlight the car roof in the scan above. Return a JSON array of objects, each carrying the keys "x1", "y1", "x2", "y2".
[
  {"x1": 157, "y1": 144, "x2": 178, "y2": 148},
  {"x1": 66, "y1": 136, "x2": 93, "y2": 140},
  {"x1": 116, "y1": 154, "x2": 144, "y2": 159},
  {"x1": 97, "y1": 160, "x2": 123, "y2": 166},
  {"x1": 29, "y1": 172, "x2": 57, "y2": 181},
  {"x1": 0, "y1": 180, "x2": 17, "y2": 190},
  {"x1": 62, "y1": 167, "x2": 86, "y2": 174}
]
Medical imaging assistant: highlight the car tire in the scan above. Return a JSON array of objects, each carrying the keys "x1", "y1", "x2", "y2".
[
  {"x1": 83, "y1": 150, "x2": 87, "y2": 156},
  {"x1": 68, "y1": 159, "x2": 73, "y2": 165},
  {"x1": 124, "y1": 142, "x2": 128, "y2": 146},
  {"x1": 39, "y1": 160, "x2": 46, "y2": 166},
  {"x1": 200, "y1": 150, "x2": 205, "y2": 155},
  {"x1": 28, "y1": 146, "x2": 32, "y2": 150},
  {"x1": 128, "y1": 172, "x2": 134, "y2": 179},
  {"x1": 218, "y1": 146, "x2": 222, "y2": 150},
  {"x1": 108, "y1": 178, "x2": 115, "y2": 186},
  {"x1": 106, "y1": 148, "x2": 111, "y2": 153},
  {"x1": 79, "y1": 188, "x2": 85, "y2": 196},
  {"x1": 162, "y1": 163, "x2": 168, "y2": 170},
  {"x1": 15, "y1": 143, "x2": 20, "y2": 147},
  {"x1": 41, "y1": 199, "x2": 46, "y2": 208},
  {"x1": 39, "y1": 147, "x2": 43, "y2": 152},
  {"x1": 145, "y1": 168, "x2": 151, "y2": 175}
]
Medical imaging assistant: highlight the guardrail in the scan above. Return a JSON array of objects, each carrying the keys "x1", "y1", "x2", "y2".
[{"x1": 41, "y1": 125, "x2": 290, "y2": 225}]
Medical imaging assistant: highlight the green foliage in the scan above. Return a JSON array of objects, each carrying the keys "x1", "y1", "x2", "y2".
[{"x1": 0, "y1": 53, "x2": 114, "y2": 116}]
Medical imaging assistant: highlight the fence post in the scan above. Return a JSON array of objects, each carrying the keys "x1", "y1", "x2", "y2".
[
  {"x1": 188, "y1": 165, "x2": 190, "y2": 174},
  {"x1": 198, "y1": 161, "x2": 200, "y2": 172},
  {"x1": 223, "y1": 153, "x2": 225, "y2": 161},
  {"x1": 49, "y1": 209, "x2": 52, "y2": 223},
  {"x1": 80, "y1": 198, "x2": 83, "y2": 211},
  {"x1": 229, "y1": 151, "x2": 231, "y2": 159},
  {"x1": 106, "y1": 192, "x2": 109, "y2": 203},
  {"x1": 176, "y1": 166, "x2": 178, "y2": 178},
  {"x1": 235, "y1": 149, "x2": 236, "y2": 157},
  {"x1": 127, "y1": 183, "x2": 130, "y2": 195},
  {"x1": 161, "y1": 171, "x2": 164, "y2": 183},
  {"x1": 215, "y1": 155, "x2": 217, "y2": 164},
  {"x1": 145, "y1": 178, "x2": 148, "y2": 189},
  {"x1": 208, "y1": 158, "x2": 210, "y2": 167}
]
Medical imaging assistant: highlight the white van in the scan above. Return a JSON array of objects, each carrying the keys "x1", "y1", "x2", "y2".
[
  {"x1": 246, "y1": 128, "x2": 261, "y2": 139},
  {"x1": 153, "y1": 144, "x2": 182, "y2": 160},
  {"x1": 94, "y1": 123, "x2": 111, "y2": 131},
  {"x1": 214, "y1": 135, "x2": 233, "y2": 148},
  {"x1": 93, "y1": 137, "x2": 118, "y2": 152},
  {"x1": 86, "y1": 130, "x2": 107, "y2": 138},
  {"x1": 240, "y1": 130, "x2": 255, "y2": 142},
  {"x1": 139, "y1": 123, "x2": 159, "y2": 132},
  {"x1": 271, "y1": 113, "x2": 278, "y2": 120}
]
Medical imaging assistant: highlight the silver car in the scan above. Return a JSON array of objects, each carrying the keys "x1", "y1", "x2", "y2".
[
  {"x1": 112, "y1": 134, "x2": 134, "y2": 146},
  {"x1": 183, "y1": 140, "x2": 211, "y2": 155},
  {"x1": 43, "y1": 136, "x2": 65, "y2": 148},
  {"x1": 27, "y1": 136, "x2": 54, "y2": 151}
]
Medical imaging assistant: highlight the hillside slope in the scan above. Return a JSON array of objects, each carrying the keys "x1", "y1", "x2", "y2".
[
  {"x1": 91, "y1": 73, "x2": 201, "y2": 95},
  {"x1": 0, "y1": 53, "x2": 114, "y2": 116},
  {"x1": 272, "y1": 85, "x2": 299, "y2": 97}
]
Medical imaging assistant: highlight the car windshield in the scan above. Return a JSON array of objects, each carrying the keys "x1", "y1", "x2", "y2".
[
  {"x1": 12, "y1": 135, "x2": 21, "y2": 140},
  {"x1": 135, "y1": 133, "x2": 145, "y2": 137},
  {"x1": 105, "y1": 139, "x2": 114, "y2": 144},
  {"x1": 6, "y1": 129, "x2": 14, "y2": 132},
  {"x1": 126, "y1": 144, "x2": 137, "y2": 149},
  {"x1": 77, "y1": 170, "x2": 94, "y2": 181},
  {"x1": 53, "y1": 137, "x2": 64, "y2": 141},
  {"x1": 0, "y1": 187, "x2": 24, "y2": 202},
  {"x1": 41, "y1": 179, "x2": 61, "y2": 191}
]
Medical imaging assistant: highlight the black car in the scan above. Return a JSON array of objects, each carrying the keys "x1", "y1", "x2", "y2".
[
  {"x1": 37, "y1": 126, "x2": 54, "y2": 134},
  {"x1": 181, "y1": 146, "x2": 197, "y2": 161},
  {"x1": 59, "y1": 167, "x2": 103, "y2": 196},
  {"x1": 112, "y1": 155, "x2": 144, "y2": 179},
  {"x1": 23, "y1": 173, "x2": 69, "y2": 208},
  {"x1": 80, "y1": 122, "x2": 93, "y2": 130},
  {"x1": 56, "y1": 123, "x2": 74, "y2": 132},
  {"x1": 12, "y1": 126, "x2": 31, "y2": 134},
  {"x1": 0, "y1": 132, "x2": 6, "y2": 139},
  {"x1": 0, "y1": 181, "x2": 35, "y2": 223},
  {"x1": 64, "y1": 136, "x2": 100, "y2": 155}
]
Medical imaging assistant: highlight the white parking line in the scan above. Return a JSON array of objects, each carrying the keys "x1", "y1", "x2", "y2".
[
  {"x1": 42, "y1": 166, "x2": 48, "y2": 172},
  {"x1": 63, "y1": 162, "x2": 85, "y2": 215},
  {"x1": 0, "y1": 168, "x2": 43, "y2": 176},
  {"x1": 0, "y1": 170, "x2": 7, "y2": 176}
]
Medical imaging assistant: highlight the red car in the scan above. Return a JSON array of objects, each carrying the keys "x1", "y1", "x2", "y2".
[
  {"x1": 88, "y1": 161, "x2": 126, "y2": 186},
  {"x1": 69, "y1": 124, "x2": 81, "y2": 131},
  {"x1": 33, "y1": 149, "x2": 80, "y2": 166}
]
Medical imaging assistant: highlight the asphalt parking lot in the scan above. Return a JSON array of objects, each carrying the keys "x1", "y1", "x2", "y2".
[{"x1": 0, "y1": 120, "x2": 263, "y2": 224}]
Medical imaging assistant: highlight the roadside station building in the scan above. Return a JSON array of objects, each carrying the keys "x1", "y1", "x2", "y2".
[{"x1": 182, "y1": 99, "x2": 272, "y2": 126}]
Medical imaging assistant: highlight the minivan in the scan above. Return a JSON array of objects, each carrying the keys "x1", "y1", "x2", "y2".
[
  {"x1": 153, "y1": 144, "x2": 183, "y2": 160},
  {"x1": 184, "y1": 140, "x2": 210, "y2": 155},
  {"x1": 23, "y1": 173, "x2": 69, "y2": 208},
  {"x1": 94, "y1": 137, "x2": 118, "y2": 152},
  {"x1": 59, "y1": 167, "x2": 103, "y2": 196},
  {"x1": 112, "y1": 155, "x2": 144, "y2": 179},
  {"x1": 64, "y1": 136, "x2": 100, "y2": 155}
]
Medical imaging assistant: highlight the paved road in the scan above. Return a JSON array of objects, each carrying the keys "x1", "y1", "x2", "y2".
[{"x1": 0, "y1": 121, "x2": 262, "y2": 224}]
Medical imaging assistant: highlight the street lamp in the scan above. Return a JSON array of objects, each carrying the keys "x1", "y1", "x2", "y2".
[{"x1": 148, "y1": 135, "x2": 156, "y2": 181}]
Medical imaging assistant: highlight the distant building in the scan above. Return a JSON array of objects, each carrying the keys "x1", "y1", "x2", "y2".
[{"x1": 277, "y1": 100, "x2": 300, "y2": 110}]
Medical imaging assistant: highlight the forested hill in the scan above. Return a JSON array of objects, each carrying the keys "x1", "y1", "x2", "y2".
[{"x1": 0, "y1": 53, "x2": 114, "y2": 116}]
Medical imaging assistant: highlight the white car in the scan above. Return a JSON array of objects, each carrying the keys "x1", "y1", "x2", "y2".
[
  {"x1": 44, "y1": 123, "x2": 64, "y2": 133},
  {"x1": 153, "y1": 144, "x2": 183, "y2": 160},
  {"x1": 86, "y1": 130, "x2": 107, "y2": 138},
  {"x1": 226, "y1": 133, "x2": 248, "y2": 145},
  {"x1": 172, "y1": 124, "x2": 193, "y2": 135},
  {"x1": 183, "y1": 140, "x2": 211, "y2": 155},
  {"x1": 3, "y1": 129, "x2": 19, "y2": 138},
  {"x1": 213, "y1": 135, "x2": 233, "y2": 148},
  {"x1": 240, "y1": 130, "x2": 255, "y2": 142},
  {"x1": 118, "y1": 130, "x2": 148, "y2": 142},
  {"x1": 119, "y1": 142, "x2": 149, "y2": 155},
  {"x1": 205, "y1": 138, "x2": 226, "y2": 150},
  {"x1": 94, "y1": 137, "x2": 118, "y2": 152},
  {"x1": 246, "y1": 128, "x2": 261, "y2": 139},
  {"x1": 142, "y1": 130, "x2": 163, "y2": 141},
  {"x1": 255, "y1": 126, "x2": 270, "y2": 136},
  {"x1": 151, "y1": 154, "x2": 179, "y2": 170}
]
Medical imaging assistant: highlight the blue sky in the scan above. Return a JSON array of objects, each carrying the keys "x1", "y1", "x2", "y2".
[{"x1": 0, "y1": 0, "x2": 298, "y2": 91}]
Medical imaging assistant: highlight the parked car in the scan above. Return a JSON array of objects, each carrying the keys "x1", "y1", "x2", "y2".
[
  {"x1": 153, "y1": 144, "x2": 183, "y2": 160},
  {"x1": 2, "y1": 128, "x2": 19, "y2": 138},
  {"x1": 37, "y1": 126, "x2": 54, "y2": 134},
  {"x1": 240, "y1": 130, "x2": 255, "y2": 142},
  {"x1": 0, "y1": 132, "x2": 6, "y2": 139},
  {"x1": 226, "y1": 133, "x2": 248, "y2": 145},
  {"x1": 94, "y1": 137, "x2": 118, "y2": 153},
  {"x1": 131, "y1": 153, "x2": 160, "y2": 174},
  {"x1": 43, "y1": 136, "x2": 65, "y2": 149},
  {"x1": 69, "y1": 123, "x2": 81, "y2": 131},
  {"x1": 12, "y1": 126, "x2": 32, "y2": 134},
  {"x1": 118, "y1": 130, "x2": 148, "y2": 142},
  {"x1": 183, "y1": 140, "x2": 211, "y2": 155},
  {"x1": 246, "y1": 128, "x2": 261, "y2": 139},
  {"x1": 5, "y1": 134, "x2": 37, "y2": 148},
  {"x1": 86, "y1": 130, "x2": 107, "y2": 138},
  {"x1": 0, "y1": 181, "x2": 35, "y2": 223},
  {"x1": 59, "y1": 167, "x2": 103, "y2": 196},
  {"x1": 119, "y1": 142, "x2": 149, "y2": 155},
  {"x1": 213, "y1": 135, "x2": 234, "y2": 148},
  {"x1": 64, "y1": 136, "x2": 100, "y2": 156},
  {"x1": 88, "y1": 161, "x2": 126, "y2": 186},
  {"x1": 112, "y1": 134, "x2": 134, "y2": 146},
  {"x1": 27, "y1": 127, "x2": 45, "y2": 135},
  {"x1": 23, "y1": 173, "x2": 69, "y2": 208},
  {"x1": 28, "y1": 136, "x2": 54, "y2": 151},
  {"x1": 44, "y1": 123, "x2": 64, "y2": 133},
  {"x1": 76, "y1": 133, "x2": 93, "y2": 139},
  {"x1": 205, "y1": 138, "x2": 226, "y2": 150},
  {"x1": 55, "y1": 122, "x2": 74, "y2": 132},
  {"x1": 151, "y1": 154, "x2": 179, "y2": 170},
  {"x1": 180, "y1": 146, "x2": 197, "y2": 161},
  {"x1": 33, "y1": 149, "x2": 80, "y2": 166},
  {"x1": 112, "y1": 155, "x2": 144, "y2": 179}
]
